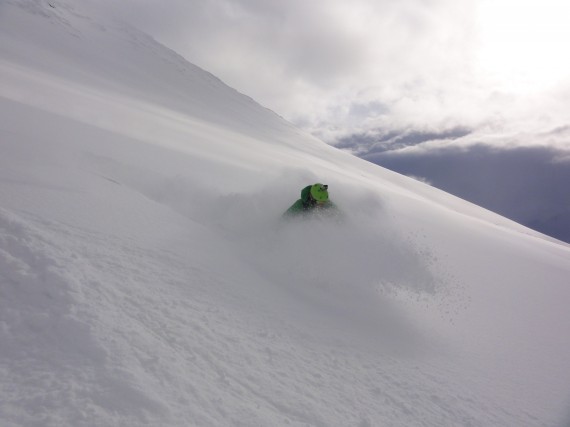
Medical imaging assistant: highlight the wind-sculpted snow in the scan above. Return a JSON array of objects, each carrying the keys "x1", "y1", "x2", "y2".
[{"x1": 1, "y1": 1, "x2": 570, "y2": 426}]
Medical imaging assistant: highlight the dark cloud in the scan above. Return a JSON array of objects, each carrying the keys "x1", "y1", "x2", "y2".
[
  {"x1": 542, "y1": 124, "x2": 570, "y2": 137},
  {"x1": 364, "y1": 144, "x2": 570, "y2": 243},
  {"x1": 336, "y1": 126, "x2": 471, "y2": 154}
]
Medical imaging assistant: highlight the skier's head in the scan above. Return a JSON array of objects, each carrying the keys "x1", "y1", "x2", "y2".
[{"x1": 310, "y1": 183, "x2": 329, "y2": 203}]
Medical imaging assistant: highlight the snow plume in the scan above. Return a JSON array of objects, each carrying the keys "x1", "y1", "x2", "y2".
[
  {"x1": 247, "y1": 217, "x2": 437, "y2": 353},
  {"x1": 102, "y1": 167, "x2": 441, "y2": 354},
  {"x1": 118, "y1": 165, "x2": 441, "y2": 298}
]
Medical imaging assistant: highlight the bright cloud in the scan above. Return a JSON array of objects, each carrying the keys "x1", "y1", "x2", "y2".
[
  {"x1": 475, "y1": 0, "x2": 570, "y2": 96},
  {"x1": 91, "y1": 0, "x2": 570, "y2": 149}
]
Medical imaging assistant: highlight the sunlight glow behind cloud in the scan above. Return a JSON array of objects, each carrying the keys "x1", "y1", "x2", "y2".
[
  {"x1": 476, "y1": 0, "x2": 570, "y2": 96},
  {"x1": 91, "y1": 0, "x2": 570, "y2": 152}
]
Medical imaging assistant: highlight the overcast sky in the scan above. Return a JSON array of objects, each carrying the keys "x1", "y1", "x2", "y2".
[
  {"x1": 96, "y1": 0, "x2": 570, "y2": 142},
  {"x1": 92, "y1": 0, "x2": 570, "y2": 241}
]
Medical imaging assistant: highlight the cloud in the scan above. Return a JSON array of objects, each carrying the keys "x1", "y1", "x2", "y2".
[
  {"x1": 366, "y1": 143, "x2": 570, "y2": 243},
  {"x1": 335, "y1": 126, "x2": 472, "y2": 155},
  {"x1": 88, "y1": 0, "x2": 485, "y2": 135},
  {"x1": 86, "y1": 0, "x2": 570, "y2": 148}
]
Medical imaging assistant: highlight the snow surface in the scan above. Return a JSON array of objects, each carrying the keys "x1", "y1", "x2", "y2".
[{"x1": 1, "y1": 1, "x2": 570, "y2": 426}]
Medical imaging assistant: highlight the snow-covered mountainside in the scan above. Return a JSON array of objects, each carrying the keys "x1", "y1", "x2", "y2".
[{"x1": 1, "y1": 1, "x2": 569, "y2": 426}]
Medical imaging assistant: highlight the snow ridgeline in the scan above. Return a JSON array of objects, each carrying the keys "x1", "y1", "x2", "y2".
[{"x1": 1, "y1": 1, "x2": 570, "y2": 426}]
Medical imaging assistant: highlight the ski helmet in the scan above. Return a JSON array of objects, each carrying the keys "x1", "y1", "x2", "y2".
[{"x1": 310, "y1": 183, "x2": 329, "y2": 202}]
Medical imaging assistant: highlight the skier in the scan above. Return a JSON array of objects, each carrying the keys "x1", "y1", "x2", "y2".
[{"x1": 283, "y1": 183, "x2": 339, "y2": 218}]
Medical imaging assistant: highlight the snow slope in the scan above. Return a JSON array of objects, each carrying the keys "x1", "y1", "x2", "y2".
[{"x1": 1, "y1": 1, "x2": 570, "y2": 426}]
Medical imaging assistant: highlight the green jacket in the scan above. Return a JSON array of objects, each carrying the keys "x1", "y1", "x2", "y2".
[{"x1": 284, "y1": 185, "x2": 338, "y2": 217}]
